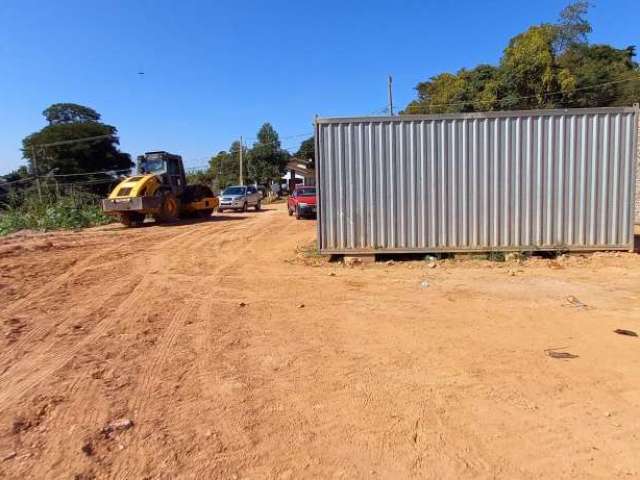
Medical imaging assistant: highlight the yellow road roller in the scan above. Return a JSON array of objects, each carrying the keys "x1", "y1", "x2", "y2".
[{"x1": 102, "y1": 151, "x2": 218, "y2": 227}]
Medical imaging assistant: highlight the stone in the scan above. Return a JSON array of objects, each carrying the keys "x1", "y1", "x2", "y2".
[
  {"x1": 81, "y1": 442, "x2": 94, "y2": 457},
  {"x1": 102, "y1": 418, "x2": 134, "y2": 435}
]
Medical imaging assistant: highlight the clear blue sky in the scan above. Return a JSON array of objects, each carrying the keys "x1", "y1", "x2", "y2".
[{"x1": 0, "y1": 0, "x2": 638, "y2": 174}]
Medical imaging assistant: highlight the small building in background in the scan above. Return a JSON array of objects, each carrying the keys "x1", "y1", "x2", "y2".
[{"x1": 277, "y1": 158, "x2": 315, "y2": 195}]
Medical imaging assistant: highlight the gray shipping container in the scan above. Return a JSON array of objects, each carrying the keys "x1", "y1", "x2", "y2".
[{"x1": 315, "y1": 106, "x2": 639, "y2": 254}]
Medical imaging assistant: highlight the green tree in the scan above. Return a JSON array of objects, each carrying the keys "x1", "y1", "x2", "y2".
[
  {"x1": 208, "y1": 141, "x2": 246, "y2": 189},
  {"x1": 558, "y1": 44, "x2": 640, "y2": 107},
  {"x1": 404, "y1": 66, "x2": 501, "y2": 114},
  {"x1": 186, "y1": 170, "x2": 216, "y2": 186},
  {"x1": 247, "y1": 123, "x2": 289, "y2": 186},
  {"x1": 554, "y1": 0, "x2": 592, "y2": 53},
  {"x1": 295, "y1": 136, "x2": 315, "y2": 169},
  {"x1": 459, "y1": 65, "x2": 501, "y2": 111},
  {"x1": 405, "y1": 73, "x2": 466, "y2": 114},
  {"x1": 22, "y1": 103, "x2": 132, "y2": 177},
  {"x1": 43, "y1": 103, "x2": 101, "y2": 125},
  {"x1": 402, "y1": 1, "x2": 640, "y2": 114},
  {"x1": 499, "y1": 24, "x2": 570, "y2": 109}
]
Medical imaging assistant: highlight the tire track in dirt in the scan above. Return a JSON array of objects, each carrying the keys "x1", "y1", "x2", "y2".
[
  {"x1": 0, "y1": 219, "x2": 245, "y2": 367},
  {"x1": 0, "y1": 271, "x2": 143, "y2": 371},
  {"x1": 112, "y1": 303, "x2": 194, "y2": 480},
  {"x1": 0, "y1": 222, "x2": 205, "y2": 313},
  {"x1": 3, "y1": 204, "x2": 640, "y2": 480},
  {"x1": 0, "y1": 274, "x2": 153, "y2": 410},
  {"x1": 188, "y1": 296, "x2": 256, "y2": 476},
  {"x1": 183, "y1": 212, "x2": 289, "y2": 476},
  {"x1": 0, "y1": 220, "x2": 247, "y2": 404},
  {"x1": 131, "y1": 305, "x2": 192, "y2": 418},
  {"x1": 1, "y1": 233, "x2": 148, "y2": 316},
  {"x1": 0, "y1": 233, "x2": 161, "y2": 364},
  {"x1": 1, "y1": 209, "x2": 286, "y2": 478},
  {"x1": 36, "y1": 304, "x2": 160, "y2": 461},
  {"x1": 408, "y1": 392, "x2": 497, "y2": 478},
  {"x1": 111, "y1": 211, "x2": 281, "y2": 479},
  {"x1": 0, "y1": 218, "x2": 252, "y2": 477}
]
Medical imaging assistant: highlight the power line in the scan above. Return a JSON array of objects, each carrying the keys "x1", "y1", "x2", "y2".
[
  {"x1": 243, "y1": 131, "x2": 313, "y2": 144},
  {"x1": 1, "y1": 175, "x2": 120, "y2": 189},
  {"x1": 193, "y1": 133, "x2": 313, "y2": 167},
  {"x1": 44, "y1": 168, "x2": 132, "y2": 178},
  {"x1": 57, "y1": 178, "x2": 119, "y2": 187},
  {"x1": 0, "y1": 176, "x2": 36, "y2": 186},
  {"x1": 31, "y1": 134, "x2": 113, "y2": 149},
  {"x1": 186, "y1": 131, "x2": 312, "y2": 170},
  {"x1": 12, "y1": 131, "x2": 313, "y2": 182},
  {"x1": 2, "y1": 168, "x2": 130, "y2": 186}
]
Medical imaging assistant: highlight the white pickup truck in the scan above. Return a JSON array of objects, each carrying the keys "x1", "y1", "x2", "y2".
[{"x1": 218, "y1": 185, "x2": 262, "y2": 212}]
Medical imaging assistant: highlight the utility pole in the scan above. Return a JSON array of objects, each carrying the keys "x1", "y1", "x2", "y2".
[
  {"x1": 388, "y1": 75, "x2": 394, "y2": 116},
  {"x1": 239, "y1": 136, "x2": 243, "y2": 186}
]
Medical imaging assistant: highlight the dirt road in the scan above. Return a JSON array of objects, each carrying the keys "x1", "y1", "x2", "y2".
[{"x1": 1, "y1": 203, "x2": 640, "y2": 479}]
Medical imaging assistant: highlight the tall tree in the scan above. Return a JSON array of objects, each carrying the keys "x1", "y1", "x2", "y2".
[
  {"x1": 208, "y1": 141, "x2": 246, "y2": 189},
  {"x1": 295, "y1": 136, "x2": 315, "y2": 169},
  {"x1": 499, "y1": 24, "x2": 571, "y2": 109},
  {"x1": 554, "y1": 0, "x2": 592, "y2": 53},
  {"x1": 404, "y1": 66, "x2": 501, "y2": 114},
  {"x1": 405, "y1": 73, "x2": 466, "y2": 114},
  {"x1": 43, "y1": 103, "x2": 101, "y2": 125},
  {"x1": 22, "y1": 103, "x2": 132, "y2": 176},
  {"x1": 558, "y1": 44, "x2": 640, "y2": 107},
  {"x1": 402, "y1": 1, "x2": 640, "y2": 114},
  {"x1": 247, "y1": 123, "x2": 289, "y2": 186}
]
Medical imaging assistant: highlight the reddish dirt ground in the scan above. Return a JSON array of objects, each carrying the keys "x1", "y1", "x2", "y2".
[{"x1": 1, "y1": 203, "x2": 640, "y2": 479}]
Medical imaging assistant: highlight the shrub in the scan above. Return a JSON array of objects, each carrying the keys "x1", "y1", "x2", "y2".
[{"x1": 0, "y1": 190, "x2": 113, "y2": 236}]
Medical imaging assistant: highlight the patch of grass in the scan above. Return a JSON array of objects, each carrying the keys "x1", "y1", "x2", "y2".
[
  {"x1": 295, "y1": 242, "x2": 322, "y2": 258},
  {"x1": 0, "y1": 193, "x2": 113, "y2": 236},
  {"x1": 288, "y1": 241, "x2": 329, "y2": 267}
]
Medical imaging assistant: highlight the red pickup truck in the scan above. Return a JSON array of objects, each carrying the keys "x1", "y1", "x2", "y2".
[{"x1": 287, "y1": 186, "x2": 317, "y2": 219}]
